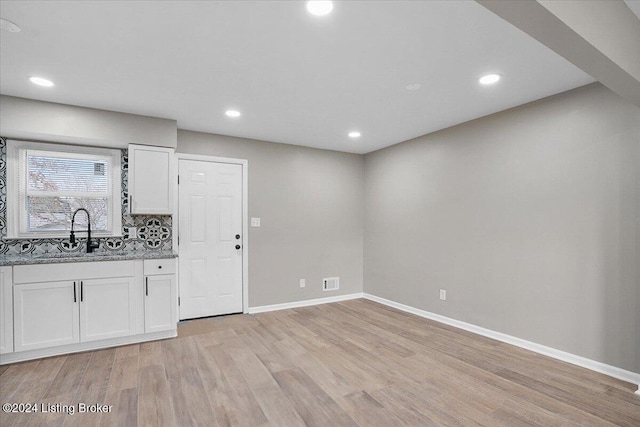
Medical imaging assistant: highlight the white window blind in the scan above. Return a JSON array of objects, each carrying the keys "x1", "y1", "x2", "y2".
[{"x1": 7, "y1": 140, "x2": 122, "y2": 238}]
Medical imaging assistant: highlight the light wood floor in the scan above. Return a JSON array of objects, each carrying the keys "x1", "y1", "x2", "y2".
[{"x1": 1, "y1": 299, "x2": 639, "y2": 426}]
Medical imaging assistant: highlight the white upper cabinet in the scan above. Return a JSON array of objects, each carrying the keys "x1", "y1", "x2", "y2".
[{"x1": 128, "y1": 144, "x2": 174, "y2": 215}]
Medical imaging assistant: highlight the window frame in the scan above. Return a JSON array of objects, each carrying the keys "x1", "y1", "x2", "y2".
[{"x1": 6, "y1": 139, "x2": 122, "y2": 239}]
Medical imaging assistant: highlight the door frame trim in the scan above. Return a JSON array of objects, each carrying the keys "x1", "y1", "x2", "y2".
[{"x1": 175, "y1": 153, "x2": 249, "y2": 315}]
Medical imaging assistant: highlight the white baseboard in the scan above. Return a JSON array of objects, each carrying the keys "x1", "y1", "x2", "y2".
[
  {"x1": 363, "y1": 293, "x2": 640, "y2": 390},
  {"x1": 248, "y1": 292, "x2": 364, "y2": 314},
  {"x1": 0, "y1": 329, "x2": 177, "y2": 365}
]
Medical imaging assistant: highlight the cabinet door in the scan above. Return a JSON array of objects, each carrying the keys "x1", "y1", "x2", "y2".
[
  {"x1": 0, "y1": 267, "x2": 14, "y2": 354},
  {"x1": 128, "y1": 144, "x2": 174, "y2": 214},
  {"x1": 14, "y1": 281, "x2": 79, "y2": 352},
  {"x1": 144, "y1": 275, "x2": 177, "y2": 333},
  {"x1": 80, "y1": 277, "x2": 136, "y2": 342}
]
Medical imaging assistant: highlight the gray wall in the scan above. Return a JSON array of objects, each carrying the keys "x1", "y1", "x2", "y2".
[
  {"x1": 177, "y1": 130, "x2": 364, "y2": 307},
  {"x1": 4, "y1": 84, "x2": 637, "y2": 373},
  {"x1": 364, "y1": 83, "x2": 640, "y2": 372},
  {"x1": 0, "y1": 95, "x2": 177, "y2": 148}
]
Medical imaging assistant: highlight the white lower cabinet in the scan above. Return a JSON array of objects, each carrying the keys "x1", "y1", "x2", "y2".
[
  {"x1": 144, "y1": 275, "x2": 176, "y2": 333},
  {"x1": 80, "y1": 277, "x2": 137, "y2": 342},
  {"x1": 143, "y1": 258, "x2": 177, "y2": 333},
  {"x1": 4, "y1": 259, "x2": 177, "y2": 364},
  {"x1": 0, "y1": 267, "x2": 15, "y2": 354},
  {"x1": 14, "y1": 281, "x2": 80, "y2": 352},
  {"x1": 14, "y1": 277, "x2": 136, "y2": 352}
]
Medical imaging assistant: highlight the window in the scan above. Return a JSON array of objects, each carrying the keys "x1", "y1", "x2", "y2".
[{"x1": 7, "y1": 140, "x2": 122, "y2": 238}]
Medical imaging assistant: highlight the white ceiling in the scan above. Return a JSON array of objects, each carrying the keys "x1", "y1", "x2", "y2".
[
  {"x1": 0, "y1": 1, "x2": 595, "y2": 154},
  {"x1": 625, "y1": 0, "x2": 640, "y2": 19}
]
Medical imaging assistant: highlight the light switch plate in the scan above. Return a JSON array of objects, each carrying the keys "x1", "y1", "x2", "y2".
[
  {"x1": 251, "y1": 217, "x2": 261, "y2": 227},
  {"x1": 128, "y1": 227, "x2": 137, "y2": 239},
  {"x1": 439, "y1": 289, "x2": 446, "y2": 301}
]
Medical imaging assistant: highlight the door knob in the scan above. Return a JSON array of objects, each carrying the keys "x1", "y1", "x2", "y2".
[
  {"x1": 235, "y1": 244, "x2": 241, "y2": 250},
  {"x1": 235, "y1": 234, "x2": 241, "y2": 239}
]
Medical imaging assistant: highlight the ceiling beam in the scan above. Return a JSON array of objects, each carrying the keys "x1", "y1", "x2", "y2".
[{"x1": 477, "y1": 0, "x2": 640, "y2": 108}]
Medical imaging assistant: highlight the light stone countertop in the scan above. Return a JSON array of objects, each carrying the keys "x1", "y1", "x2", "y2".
[{"x1": 0, "y1": 250, "x2": 178, "y2": 266}]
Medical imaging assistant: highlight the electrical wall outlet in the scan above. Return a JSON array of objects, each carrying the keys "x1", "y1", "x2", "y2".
[
  {"x1": 128, "y1": 227, "x2": 137, "y2": 239},
  {"x1": 440, "y1": 289, "x2": 447, "y2": 301},
  {"x1": 299, "y1": 279, "x2": 306, "y2": 288}
]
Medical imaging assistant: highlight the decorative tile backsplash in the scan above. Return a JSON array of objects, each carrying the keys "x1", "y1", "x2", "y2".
[{"x1": 0, "y1": 137, "x2": 173, "y2": 255}]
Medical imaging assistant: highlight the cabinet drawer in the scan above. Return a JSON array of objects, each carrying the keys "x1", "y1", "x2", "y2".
[
  {"x1": 144, "y1": 258, "x2": 176, "y2": 275},
  {"x1": 14, "y1": 261, "x2": 135, "y2": 284}
]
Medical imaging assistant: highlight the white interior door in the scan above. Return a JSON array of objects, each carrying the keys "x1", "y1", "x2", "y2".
[{"x1": 178, "y1": 159, "x2": 243, "y2": 319}]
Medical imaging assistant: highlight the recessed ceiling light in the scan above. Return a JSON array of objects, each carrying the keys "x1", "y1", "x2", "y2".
[
  {"x1": 29, "y1": 76, "x2": 54, "y2": 87},
  {"x1": 479, "y1": 73, "x2": 502, "y2": 85},
  {"x1": 0, "y1": 18, "x2": 20, "y2": 32},
  {"x1": 225, "y1": 110, "x2": 241, "y2": 118},
  {"x1": 306, "y1": 1, "x2": 333, "y2": 16},
  {"x1": 405, "y1": 83, "x2": 421, "y2": 91},
  {"x1": 348, "y1": 131, "x2": 361, "y2": 138}
]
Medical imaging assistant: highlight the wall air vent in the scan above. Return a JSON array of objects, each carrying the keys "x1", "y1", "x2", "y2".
[{"x1": 323, "y1": 277, "x2": 339, "y2": 291}]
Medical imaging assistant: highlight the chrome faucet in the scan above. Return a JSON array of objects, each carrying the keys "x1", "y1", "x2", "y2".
[{"x1": 69, "y1": 208, "x2": 100, "y2": 253}]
